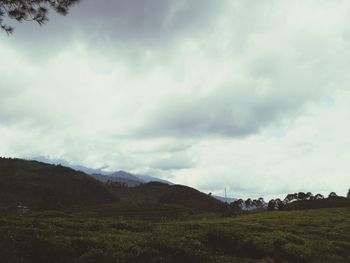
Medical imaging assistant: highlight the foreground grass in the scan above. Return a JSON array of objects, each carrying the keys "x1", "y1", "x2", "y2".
[{"x1": 0, "y1": 208, "x2": 349, "y2": 263}]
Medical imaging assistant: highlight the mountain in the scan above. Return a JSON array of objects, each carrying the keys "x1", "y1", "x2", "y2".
[
  {"x1": 31, "y1": 156, "x2": 109, "y2": 175},
  {"x1": 136, "y1": 174, "x2": 173, "y2": 185},
  {"x1": 30, "y1": 156, "x2": 173, "y2": 186},
  {"x1": 110, "y1": 170, "x2": 145, "y2": 182},
  {"x1": 0, "y1": 158, "x2": 116, "y2": 210},
  {"x1": 0, "y1": 157, "x2": 226, "y2": 217}
]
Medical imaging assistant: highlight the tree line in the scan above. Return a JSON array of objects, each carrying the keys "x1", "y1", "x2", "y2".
[{"x1": 229, "y1": 189, "x2": 350, "y2": 213}]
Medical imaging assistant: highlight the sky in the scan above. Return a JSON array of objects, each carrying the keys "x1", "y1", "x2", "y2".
[{"x1": 1, "y1": 0, "x2": 350, "y2": 199}]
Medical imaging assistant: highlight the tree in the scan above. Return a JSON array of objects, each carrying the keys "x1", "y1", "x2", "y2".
[
  {"x1": 306, "y1": 192, "x2": 313, "y2": 200},
  {"x1": 230, "y1": 199, "x2": 243, "y2": 213},
  {"x1": 275, "y1": 198, "x2": 284, "y2": 210},
  {"x1": 250, "y1": 198, "x2": 264, "y2": 209},
  {"x1": 328, "y1": 192, "x2": 337, "y2": 198},
  {"x1": 347, "y1": 189, "x2": 350, "y2": 198},
  {"x1": 297, "y1": 192, "x2": 307, "y2": 201},
  {"x1": 244, "y1": 198, "x2": 252, "y2": 208},
  {"x1": 283, "y1": 193, "x2": 297, "y2": 204},
  {"x1": 0, "y1": 0, "x2": 79, "y2": 34},
  {"x1": 267, "y1": 199, "x2": 276, "y2": 211},
  {"x1": 314, "y1": 193, "x2": 324, "y2": 200}
]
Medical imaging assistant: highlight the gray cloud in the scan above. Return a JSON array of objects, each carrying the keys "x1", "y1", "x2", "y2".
[
  {"x1": 70, "y1": 0, "x2": 221, "y2": 40},
  {"x1": 1, "y1": 0, "x2": 350, "y2": 198},
  {"x1": 135, "y1": 86, "x2": 304, "y2": 138},
  {"x1": 8, "y1": 0, "x2": 225, "y2": 56},
  {"x1": 150, "y1": 153, "x2": 194, "y2": 171}
]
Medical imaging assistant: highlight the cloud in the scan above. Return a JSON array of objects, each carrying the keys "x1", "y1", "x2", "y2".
[
  {"x1": 150, "y1": 152, "x2": 194, "y2": 171},
  {"x1": 135, "y1": 85, "x2": 301, "y2": 138},
  {"x1": 1, "y1": 0, "x2": 350, "y2": 198},
  {"x1": 7, "y1": 0, "x2": 226, "y2": 56},
  {"x1": 169, "y1": 90, "x2": 350, "y2": 199}
]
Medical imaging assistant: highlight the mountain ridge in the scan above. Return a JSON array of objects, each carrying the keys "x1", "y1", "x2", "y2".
[
  {"x1": 0, "y1": 157, "x2": 116, "y2": 209},
  {"x1": 30, "y1": 156, "x2": 173, "y2": 187}
]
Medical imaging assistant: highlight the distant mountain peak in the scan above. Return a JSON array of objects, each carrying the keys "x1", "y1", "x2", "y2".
[{"x1": 28, "y1": 156, "x2": 173, "y2": 187}]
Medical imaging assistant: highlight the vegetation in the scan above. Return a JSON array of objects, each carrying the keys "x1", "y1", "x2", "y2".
[
  {"x1": 106, "y1": 182, "x2": 225, "y2": 213},
  {"x1": 0, "y1": 157, "x2": 350, "y2": 262},
  {"x1": 0, "y1": 158, "x2": 116, "y2": 209},
  {"x1": 0, "y1": 208, "x2": 349, "y2": 262},
  {"x1": 0, "y1": 0, "x2": 79, "y2": 34},
  {"x1": 266, "y1": 191, "x2": 350, "y2": 212}
]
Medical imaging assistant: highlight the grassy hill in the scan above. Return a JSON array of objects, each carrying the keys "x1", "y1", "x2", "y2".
[
  {"x1": 107, "y1": 182, "x2": 225, "y2": 213},
  {"x1": 0, "y1": 158, "x2": 116, "y2": 209},
  {"x1": 1, "y1": 157, "x2": 350, "y2": 262},
  {"x1": 0, "y1": 207, "x2": 349, "y2": 262},
  {"x1": 0, "y1": 158, "x2": 224, "y2": 217}
]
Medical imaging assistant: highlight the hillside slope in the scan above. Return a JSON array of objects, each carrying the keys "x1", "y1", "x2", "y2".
[
  {"x1": 107, "y1": 182, "x2": 225, "y2": 213},
  {"x1": 0, "y1": 158, "x2": 116, "y2": 210}
]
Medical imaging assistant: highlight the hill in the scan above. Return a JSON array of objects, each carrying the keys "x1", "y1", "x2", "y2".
[
  {"x1": 90, "y1": 172, "x2": 144, "y2": 187},
  {"x1": 0, "y1": 158, "x2": 225, "y2": 216},
  {"x1": 107, "y1": 182, "x2": 225, "y2": 213},
  {"x1": 0, "y1": 158, "x2": 116, "y2": 210},
  {"x1": 31, "y1": 156, "x2": 173, "y2": 186}
]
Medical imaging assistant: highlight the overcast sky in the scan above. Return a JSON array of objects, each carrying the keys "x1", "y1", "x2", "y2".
[{"x1": 1, "y1": 0, "x2": 349, "y2": 199}]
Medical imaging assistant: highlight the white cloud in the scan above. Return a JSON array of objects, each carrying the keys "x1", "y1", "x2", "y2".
[{"x1": 1, "y1": 0, "x2": 350, "y2": 199}]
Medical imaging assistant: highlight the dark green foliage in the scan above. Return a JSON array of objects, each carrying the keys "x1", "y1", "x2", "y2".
[
  {"x1": 267, "y1": 198, "x2": 283, "y2": 211},
  {"x1": 283, "y1": 196, "x2": 350, "y2": 210},
  {"x1": 0, "y1": 0, "x2": 79, "y2": 33},
  {"x1": 329, "y1": 192, "x2": 338, "y2": 198},
  {"x1": 269, "y1": 191, "x2": 350, "y2": 211},
  {"x1": 1, "y1": 157, "x2": 350, "y2": 262},
  {"x1": 107, "y1": 182, "x2": 225, "y2": 213},
  {"x1": 229, "y1": 199, "x2": 243, "y2": 213},
  {"x1": 315, "y1": 193, "x2": 325, "y2": 200},
  {"x1": 0, "y1": 208, "x2": 349, "y2": 262},
  {"x1": 0, "y1": 158, "x2": 116, "y2": 209}
]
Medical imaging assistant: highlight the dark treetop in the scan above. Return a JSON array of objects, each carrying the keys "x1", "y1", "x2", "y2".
[{"x1": 0, "y1": 0, "x2": 79, "y2": 33}]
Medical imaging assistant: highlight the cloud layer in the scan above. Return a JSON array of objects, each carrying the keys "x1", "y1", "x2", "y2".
[{"x1": 1, "y1": 0, "x2": 350, "y2": 199}]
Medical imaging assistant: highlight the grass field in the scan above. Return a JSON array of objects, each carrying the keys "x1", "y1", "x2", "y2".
[{"x1": 0, "y1": 207, "x2": 349, "y2": 263}]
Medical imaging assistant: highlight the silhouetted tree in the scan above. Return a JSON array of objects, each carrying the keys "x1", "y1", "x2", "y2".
[
  {"x1": 267, "y1": 199, "x2": 276, "y2": 211},
  {"x1": 347, "y1": 189, "x2": 350, "y2": 198},
  {"x1": 314, "y1": 193, "x2": 324, "y2": 200},
  {"x1": 306, "y1": 192, "x2": 313, "y2": 200},
  {"x1": 0, "y1": 0, "x2": 79, "y2": 34},
  {"x1": 284, "y1": 193, "x2": 297, "y2": 204},
  {"x1": 245, "y1": 198, "x2": 253, "y2": 208},
  {"x1": 328, "y1": 192, "x2": 338, "y2": 198},
  {"x1": 275, "y1": 198, "x2": 284, "y2": 210},
  {"x1": 297, "y1": 192, "x2": 307, "y2": 201},
  {"x1": 230, "y1": 200, "x2": 243, "y2": 213},
  {"x1": 230, "y1": 199, "x2": 243, "y2": 210}
]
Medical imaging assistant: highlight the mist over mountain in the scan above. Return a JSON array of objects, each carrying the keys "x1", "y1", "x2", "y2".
[{"x1": 30, "y1": 156, "x2": 173, "y2": 187}]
